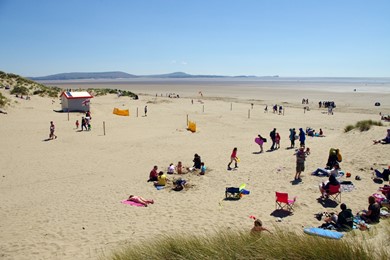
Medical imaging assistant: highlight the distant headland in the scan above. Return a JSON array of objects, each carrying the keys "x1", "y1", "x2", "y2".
[{"x1": 29, "y1": 71, "x2": 279, "y2": 81}]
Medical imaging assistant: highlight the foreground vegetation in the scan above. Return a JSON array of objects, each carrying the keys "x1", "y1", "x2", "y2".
[
  {"x1": 344, "y1": 120, "x2": 383, "y2": 132},
  {"x1": 108, "y1": 224, "x2": 389, "y2": 260}
]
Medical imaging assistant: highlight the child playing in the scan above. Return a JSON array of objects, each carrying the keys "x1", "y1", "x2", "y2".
[
  {"x1": 75, "y1": 120, "x2": 79, "y2": 129},
  {"x1": 275, "y1": 132, "x2": 281, "y2": 149},
  {"x1": 251, "y1": 217, "x2": 272, "y2": 234},
  {"x1": 227, "y1": 147, "x2": 238, "y2": 170},
  {"x1": 200, "y1": 162, "x2": 206, "y2": 175}
]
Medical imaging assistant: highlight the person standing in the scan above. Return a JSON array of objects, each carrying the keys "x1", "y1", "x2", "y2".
[
  {"x1": 49, "y1": 121, "x2": 57, "y2": 140},
  {"x1": 275, "y1": 132, "x2": 281, "y2": 149},
  {"x1": 289, "y1": 128, "x2": 296, "y2": 148},
  {"x1": 299, "y1": 128, "x2": 306, "y2": 147},
  {"x1": 294, "y1": 147, "x2": 308, "y2": 180},
  {"x1": 227, "y1": 147, "x2": 238, "y2": 170},
  {"x1": 270, "y1": 128, "x2": 276, "y2": 150},
  {"x1": 144, "y1": 105, "x2": 148, "y2": 116}
]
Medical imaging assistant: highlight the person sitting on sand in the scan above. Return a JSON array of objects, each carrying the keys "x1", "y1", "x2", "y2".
[
  {"x1": 312, "y1": 163, "x2": 342, "y2": 177},
  {"x1": 193, "y1": 153, "x2": 202, "y2": 170},
  {"x1": 127, "y1": 195, "x2": 154, "y2": 207},
  {"x1": 148, "y1": 165, "x2": 159, "y2": 182},
  {"x1": 251, "y1": 218, "x2": 272, "y2": 234},
  {"x1": 373, "y1": 129, "x2": 390, "y2": 144},
  {"x1": 154, "y1": 171, "x2": 168, "y2": 187},
  {"x1": 360, "y1": 196, "x2": 381, "y2": 223},
  {"x1": 172, "y1": 178, "x2": 187, "y2": 191},
  {"x1": 167, "y1": 163, "x2": 175, "y2": 174},
  {"x1": 321, "y1": 203, "x2": 353, "y2": 231},
  {"x1": 319, "y1": 175, "x2": 340, "y2": 198},
  {"x1": 176, "y1": 161, "x2": 184, "y2": 174}
]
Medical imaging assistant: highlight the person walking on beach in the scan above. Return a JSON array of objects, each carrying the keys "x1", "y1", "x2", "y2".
[
  {"x1": 275, "y1": 132, "x2": 281, "y2": 149},
  {"x1": 270, "y1": 128, "x2": 276, "y2": 150},
  {"x1": 227, "y1": 147, "x2": 238, "y2": 170},
  {"x1": 294, "y1": 147, "x2": 309, "y2": 180},
  {"x1": 144, "y1": 105, "x2": 148, "y2": 116},
  {"x1": 255, "y1": 134, "x2": 265, "y2": 153},
  {"x1": 49, "y1": 121, "x2": 57, "y2": 140}
]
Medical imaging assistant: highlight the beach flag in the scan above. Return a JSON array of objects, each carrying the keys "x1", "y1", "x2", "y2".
[{"x1": 82, "y1": 99, "x2": 90, "y2": 106}]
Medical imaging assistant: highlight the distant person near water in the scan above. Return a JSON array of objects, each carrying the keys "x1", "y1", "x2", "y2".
[{"x1": 144, "y1": 105, "x2": 148, "y2": 116}]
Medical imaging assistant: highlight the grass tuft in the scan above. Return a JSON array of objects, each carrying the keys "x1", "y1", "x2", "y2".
[
  {"x1": 344, "y1": 120, "x2": 383, "y2": 133},
  {"x1": 106, "y1": 227, "x2": 388, "y2": 260}
]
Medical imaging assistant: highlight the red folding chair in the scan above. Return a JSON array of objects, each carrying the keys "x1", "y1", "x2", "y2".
[
  {"x1": 275, "y1": 192, "x2": 297, "y2": 212},
  {"x1": 327, "y1": 184, "x2": 341, "y2": 203}
]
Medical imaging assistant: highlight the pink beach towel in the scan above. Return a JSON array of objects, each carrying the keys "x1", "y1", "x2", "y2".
[{"x1": 121, "y1": 200, "x2": 145, "y2": 207}]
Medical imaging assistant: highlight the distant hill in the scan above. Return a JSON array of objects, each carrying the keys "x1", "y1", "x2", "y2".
[
  {"x1": 30, "y1": 71, "x2": 138, "y2": 80},
  {"x1": 29, "y1": 71, "x2": 266, "y2": 80}
]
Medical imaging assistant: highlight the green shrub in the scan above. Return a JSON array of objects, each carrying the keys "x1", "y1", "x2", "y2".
[
  {"x1": 344, "y1": 120, "x2": 383, "y2": 133},
  {"x1": 344, "y1": 125, "x2": 354, "y2": 132},
  {"x1": 10, "y1": 85, "x2": 29, "y2": 95},
  {"x1": 0, "y1": 92, "x2": 8, "y2": 107}
]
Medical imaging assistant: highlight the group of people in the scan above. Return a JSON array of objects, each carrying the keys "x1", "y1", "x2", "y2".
[
  {"x1": 319, "y1": 196, "x2": 381, "y2": 232},
  {"x1": 75, "y1": 111, "x2": 92, "y2": 131},
  {"x1": 146, "y1": 154, "x2": 207, "y2": 187}
]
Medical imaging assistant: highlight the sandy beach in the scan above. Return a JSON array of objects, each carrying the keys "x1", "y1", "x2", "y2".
[{"x1": 0, "y1": 80, "x2": 389, "y2": 259}]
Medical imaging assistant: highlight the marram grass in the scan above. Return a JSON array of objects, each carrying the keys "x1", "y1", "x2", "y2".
[
  {"x1": 344, "y1": 120, "x2": 383, "y2": 132},
  {"x1": 106, "y1": 226, "x2": 389, "y2": 260}
]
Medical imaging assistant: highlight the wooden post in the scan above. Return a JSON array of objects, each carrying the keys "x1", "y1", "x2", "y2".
[
  {"x1": 248, "y1": 109, "x2": 250, "y2": 119},
  {"x1": 137, "y1": 107, "x2": 138, "y2": 117},
  {"x1": 103, "y1": 121, "x2": 106, "y2": 136},
  {"x1": 202, "y1": 105, "x2": 204, "y2": 113},
  {"x1": 67, "y1": 110, "x2": 69, "y2": 121},
  {"x1": 186, "y1": 114, "x2": 189, "y2": 126}
]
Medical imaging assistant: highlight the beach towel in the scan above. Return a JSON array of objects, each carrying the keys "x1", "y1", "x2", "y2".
[{"x1": 121, "y1": 200, "x2": 145, "y2": 207}]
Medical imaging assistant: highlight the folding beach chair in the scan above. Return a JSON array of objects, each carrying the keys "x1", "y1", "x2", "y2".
[
  {"x1": 327, "y1": 184, "x2": 341, "y2": 203},
  {"x1": 275, "y1": 192, "x2": 297, "y2": 212},
  {"x1": 225, "y1": 187, "x2": 241, "y2": 200}
]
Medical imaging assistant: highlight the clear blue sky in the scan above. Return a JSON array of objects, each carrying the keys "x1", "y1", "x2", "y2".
[{"x1": 0, "y1": 0, "x2": 389, "y2": 77}]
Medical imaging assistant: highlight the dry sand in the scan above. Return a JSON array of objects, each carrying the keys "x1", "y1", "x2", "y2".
[{"x1": 0, "y1": 81, "x2": 389, "y2": 259}]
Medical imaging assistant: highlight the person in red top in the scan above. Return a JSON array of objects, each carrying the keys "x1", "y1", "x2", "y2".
[
  {"x1": 148, "y1": 166, "x2": 159, "y2": 182},
  {"x1": 228, "y1": 147, "x2": 238, "y2": 170}
]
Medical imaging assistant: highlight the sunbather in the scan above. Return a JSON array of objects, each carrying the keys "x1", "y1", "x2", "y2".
[
  {"x1": 313, "y1": 164, "x2": 341, "y2": 177},
  {"x1": 127, "y1": 195, "x2": 154, "y2": 206},
  {"x1": 360, "y1": 196, "x2": 380, "y2": 223}
]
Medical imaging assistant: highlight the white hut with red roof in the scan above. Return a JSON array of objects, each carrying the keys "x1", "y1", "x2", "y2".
[{"x1": 60, "y1": 91, "x2": 93, "y2": 112}]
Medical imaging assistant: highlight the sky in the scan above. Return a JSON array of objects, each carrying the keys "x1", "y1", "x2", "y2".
[{"x1": 0, "y1": 0, "x2": 389, "y2": 77}]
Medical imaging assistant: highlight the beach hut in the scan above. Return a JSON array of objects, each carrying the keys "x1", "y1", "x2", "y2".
[{"x1": 60, "y1": 91, "x2": 93, "y2": 112}]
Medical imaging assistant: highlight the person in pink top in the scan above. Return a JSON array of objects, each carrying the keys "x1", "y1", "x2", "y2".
[
  {"x1": 275, "y1": 132, "x2": 281, "y2": 149},
  {"x1": 228, "y1": 147, "x2": 238, "y2": 170}
]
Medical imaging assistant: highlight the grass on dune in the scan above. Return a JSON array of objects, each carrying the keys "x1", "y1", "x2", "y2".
[
  {"x1": 106, "y1": 223, "x2": 390, "y2": 260},
  {"x1": 344, "y1": 120, "x2": 383, "y2": 132}
]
